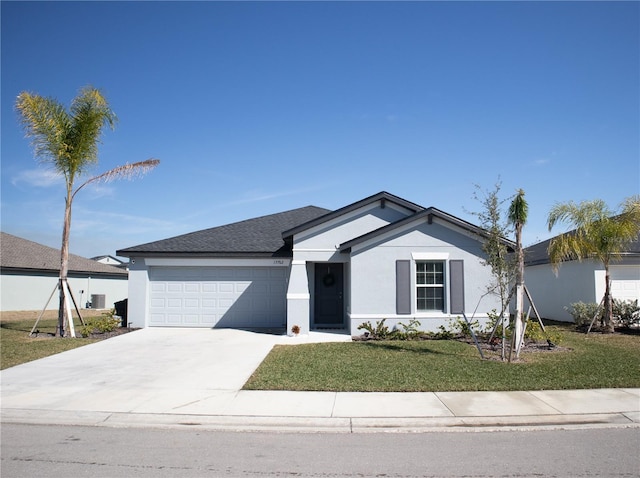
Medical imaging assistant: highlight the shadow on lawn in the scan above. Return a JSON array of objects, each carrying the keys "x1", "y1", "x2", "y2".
[{"x1": 359, "y1": 340, "x2": 456, "y2": 356}]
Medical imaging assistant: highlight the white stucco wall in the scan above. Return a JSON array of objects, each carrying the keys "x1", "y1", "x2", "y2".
[
  {"x1": 348, "y1": 219, "x2": 500, "y2": 332},
  {"x1": 524, "y1": 260, "x2": 599, "y2": 322},
  {"x1": 125, "y1": 258, "x2": 150, "y2": 328},
  {"x1": 0, "y1": 272, "x2": 128, "y2": 311}
]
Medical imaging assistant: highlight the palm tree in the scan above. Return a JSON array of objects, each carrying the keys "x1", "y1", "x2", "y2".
[
  {"x1": 507, "y1": 189, "x2": 528, "y2": 358},
  {"x1": 547, "y1": 196, "x2": 640, "y2": 332},
  {"x1": 16, "y1": 86, "x2": 159, "y2": 337}
]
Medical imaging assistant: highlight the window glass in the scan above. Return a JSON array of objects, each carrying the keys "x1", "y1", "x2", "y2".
[{"x1": 416, "y1": 261, "x2": 444, "y2": 311}]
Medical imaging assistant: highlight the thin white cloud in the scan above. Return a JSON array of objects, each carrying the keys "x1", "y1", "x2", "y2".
[
  {"x1": 71, "y1": 206, "x2": 179, "y2": 235},
  {"x1": 533, "y1": 158, "x2": 550, "y2": 166},
  {"x1": 225, "y1": 185, "x2": 330, "y2": 207},
  {"x1": 11, "y1": 169, "x2": 64, "y2": 188}
]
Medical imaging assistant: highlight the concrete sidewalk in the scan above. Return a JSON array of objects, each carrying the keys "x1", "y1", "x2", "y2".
[{"x1": 1, "y1": 329, "x2": 639, "y2": 433}]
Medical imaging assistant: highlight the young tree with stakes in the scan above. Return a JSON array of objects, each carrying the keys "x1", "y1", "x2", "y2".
[
  {"x1": 469, "y1": 181, "x2": 516, "y2": 360},
  {"x1": 16, "y1": 86, "x2": 159, "y2": 337},
  {"x1": 508, "y1": 189, "x2": 528, "y2": 358}
]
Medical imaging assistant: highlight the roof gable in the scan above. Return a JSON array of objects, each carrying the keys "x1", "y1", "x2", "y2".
[
  {"x1": 1, "y1": 232, "x2": 127, "y2": 276},
  {"x1": 281, "y1": 191, "x2": 424, "y2": 240},
  {"x1": 339, "y1": 208, "x2": 515, "y2": 252},
  {"x1": 117, "y1": 206, "x2": 331, "y2": 258}
]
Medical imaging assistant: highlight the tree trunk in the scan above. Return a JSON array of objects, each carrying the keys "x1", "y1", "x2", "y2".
[
  {"x1": 57, "y1": 191, "x2": 73, "y2": 337},
  {"x1": 604, "y1": 265, "x2": 615, "y2": 333},
  {"x1": 513, "y1": 223, "x2": 525, "y2": 356}
]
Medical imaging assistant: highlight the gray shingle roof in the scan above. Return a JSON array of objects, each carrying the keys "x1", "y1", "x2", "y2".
[
  {"x1": 524, "y1": 230, "x2": 640, "y2": 266},
  {"x1": 116, "y1": 206, "x2": 331, "y2": 258},
  {"x1": 1, "y1": 232, "x2": 128, "y2": 276}
]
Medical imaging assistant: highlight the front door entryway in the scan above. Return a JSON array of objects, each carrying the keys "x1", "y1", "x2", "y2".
[{"x1": 313, "y1": 263, "x2": 344, "y2": 328}]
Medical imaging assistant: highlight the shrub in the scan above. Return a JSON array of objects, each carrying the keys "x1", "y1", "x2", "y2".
[
  {"x1": 80, "y1": 309, "x2": 120, "y2": 337},
  {"x1": 447, "y1": 316, "x2": 480, "y2": 337},
  {"x1": 433, "y1": 325, "x2": 454, "y2": 340},
  {"x1": 566, "y1": 302, "x2": 602, "y2": 328},
  {"x1": 357, "y1": 319, "x2": 391, "y2": 340},
  {"x1": 394, "y1": 319, "x2": 422, "y2": 340},
  {"x1": 523, "y1": 321, "x2": 563, "y2": 345},
  {"x1": 613, "y1": 299, "x2": 640, "y2": 328}
]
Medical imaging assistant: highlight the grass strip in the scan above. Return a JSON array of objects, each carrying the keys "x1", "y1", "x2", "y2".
[{"x1": 244, "y1": 327, "x2": 640, "y2": 392}]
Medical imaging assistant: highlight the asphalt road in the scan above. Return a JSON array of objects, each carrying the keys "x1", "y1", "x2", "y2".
[{"x1": 2, "y1": 423, "x2": 638, "y2": 477}]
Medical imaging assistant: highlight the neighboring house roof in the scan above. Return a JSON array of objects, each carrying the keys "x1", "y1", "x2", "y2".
[
  {"x1": 339, "y1": 207, "x2": 516, "y2": 252},
  {"x1": 282, "y1": 191, "x2": 424, "y2": 240},
  {"x1": 91, "y1": 255, "x2": 125, "y2": 264},
  {"x1": 116, "y1": 206, "x2": 332, "y2": 258},
  {"x1": 1, "y1": 232, "x2": 127, "y2": 276},
  {"x1": 524, "y1": 230, "x2": 640, "y2": 266}
]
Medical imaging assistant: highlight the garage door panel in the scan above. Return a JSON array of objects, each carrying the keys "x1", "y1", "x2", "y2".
[
  {"x1": 149, "y1": 266, "x2": 286, "y2": 327},
  {"x1": 611, "y1": 266, "x2": 640, "y2": 302},
  {"x1": 151, "y1": 283, "x2": 166, "y2": 293},
  {"x1": 168, "y1": 283, "x2": 182, "y2": 293},
  {"x1": 202, "y1": 283, "x2": 217, "y2": 293},
  {"x1": 184, "y1": 283, "x2": 199, "y2": 293}
]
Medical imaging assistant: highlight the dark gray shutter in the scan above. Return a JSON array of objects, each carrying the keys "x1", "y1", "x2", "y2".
[
  {"x1": 449, "y1": 260, "x2": 465, "y2": 314},
  {"x1": 396, "y1": 260, "x2": 411, "y2": 315}
]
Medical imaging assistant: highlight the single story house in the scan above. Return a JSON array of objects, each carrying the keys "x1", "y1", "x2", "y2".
[
  {"x1": 117, "y1": 192, "x2": 514, "y2": 334},
  {"x1": 523, "y1": 233, "x2": 640, "y2": 322},
  {"x1": 1, "y1": 232, "x2": 129, "y2": 311}
]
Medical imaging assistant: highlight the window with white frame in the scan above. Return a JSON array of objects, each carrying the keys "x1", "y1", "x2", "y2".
[{"x1": 416, "y1": 261, "x2": 445, "y2": 311}]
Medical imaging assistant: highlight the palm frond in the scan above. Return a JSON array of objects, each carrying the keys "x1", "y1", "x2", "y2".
[
  {"x1": 547, "y1": 196, "x2": 640, "y2": 271},
  {"x1": 15, "y1": 92, "x2": 72, "y2": 172},
  {"x1": 72, "y1": 159, "x2": 160, "y2": 199},
  {"x1": 67, "y1": 87, "x2": 118, "y2": 177}
]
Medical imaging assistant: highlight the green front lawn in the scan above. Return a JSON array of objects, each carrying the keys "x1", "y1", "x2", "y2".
[
  {"x1": 244, "y1": 326, "x2": 640, "y2": 392},
  {"x1": 1, "y1": 314, "x2": 104, "y2": 370}
]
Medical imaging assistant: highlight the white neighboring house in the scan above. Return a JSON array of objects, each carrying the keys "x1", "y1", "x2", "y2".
[
  {"x1": 1, "y1": 232, "x2": 128, "y2": 311},
  {"x1": 523, "y1": 233, "x2": 640, "y2": 322}
]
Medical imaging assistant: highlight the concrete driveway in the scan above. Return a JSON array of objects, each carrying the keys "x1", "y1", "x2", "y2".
[{"x1": 1, "y1": 328, "x2": 344, "y2": 416}]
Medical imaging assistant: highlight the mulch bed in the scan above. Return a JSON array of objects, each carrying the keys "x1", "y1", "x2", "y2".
[{"x1": 29, "y1": 326, "x2": 139, "y2": 340}]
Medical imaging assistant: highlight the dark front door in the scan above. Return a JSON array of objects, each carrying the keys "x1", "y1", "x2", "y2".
[{"x1": 313, "y1": 263, "x2": 344, "y2": 328}]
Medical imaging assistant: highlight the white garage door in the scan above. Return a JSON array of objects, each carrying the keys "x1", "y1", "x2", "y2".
[
  {"x1": 610, "y1": 266, "x2": 640, "y2": 302},
  {"x1": 148, "y1": 266, "x2": 287, "y2": 328}
]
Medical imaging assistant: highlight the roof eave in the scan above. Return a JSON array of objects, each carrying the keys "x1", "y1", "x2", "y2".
[{"x1": 282, "y1": 191, "x2": 425, "y2": 240}]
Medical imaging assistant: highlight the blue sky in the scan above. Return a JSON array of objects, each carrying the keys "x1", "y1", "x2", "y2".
[{"x1": 2, "y1": 1, "x2": 638, "y2": 259}]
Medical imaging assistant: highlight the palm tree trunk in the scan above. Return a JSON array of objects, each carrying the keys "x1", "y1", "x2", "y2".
[
  {"x1": 57, "y1": 191, "x2": 73, "y2": 337},
  {"x1": 604, "y1": 264, "x2": 614, "y2": 333},
  {"x1": 513, "y1": 223, "x2": 525, "y2": 356}
]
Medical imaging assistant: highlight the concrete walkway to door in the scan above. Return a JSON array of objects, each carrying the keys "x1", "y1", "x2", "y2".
[{"x1": 1, "y1": 328, "x2": 639, "y2": 432}]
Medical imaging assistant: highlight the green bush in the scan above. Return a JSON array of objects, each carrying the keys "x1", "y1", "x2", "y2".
[
  {"x1": 80, "y1": 309, "x2": 120, "y2": 337},
  {"x1": 357, "y1": 319, "x2": 392, "y2": 340},
  {"x1": 447, "y1": 316, "x2": 480, "y2": 337},
  {"x1": 613, "y1": 299, "x2": 640, "y2": 328},
  {"x1": 523, "y1": 321, "x2": 563, "y2": 345},
  {"x1": 566, "y1": 302, "x2": 602, "y2": 327},
  {"x1": 395, "y1": 319, "x2": 422, "y2": 340}
]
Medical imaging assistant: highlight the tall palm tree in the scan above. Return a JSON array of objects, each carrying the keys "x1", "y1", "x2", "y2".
[
  {"x1": 16, "y1": 86, "x2": 159, "y2": 336},
  {"x1": 507, "y1": 189, "x2": 528, "y2": 357},
  {"x1": 547, "y1": 196, "x2": 640, "y2": 332}
]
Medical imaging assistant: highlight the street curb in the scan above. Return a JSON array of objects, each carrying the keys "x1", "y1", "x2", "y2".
[{"x1": 2, "y1": 408, "x2": 639, "y2": 434}]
